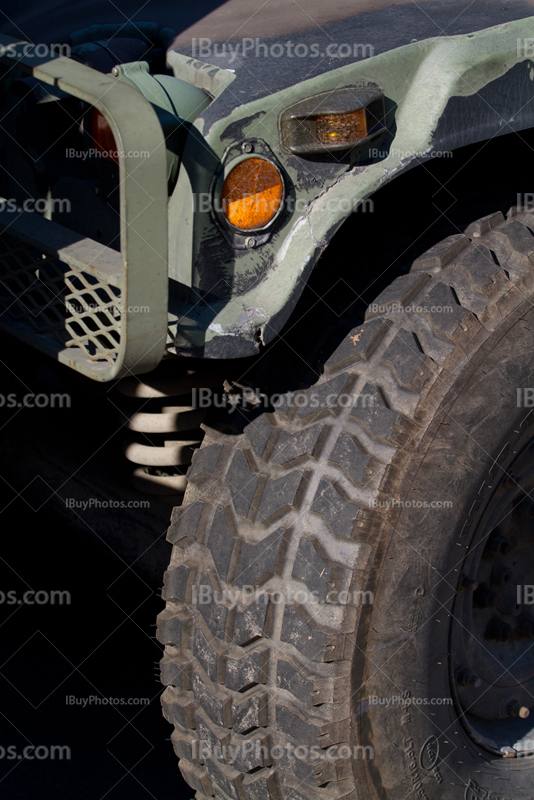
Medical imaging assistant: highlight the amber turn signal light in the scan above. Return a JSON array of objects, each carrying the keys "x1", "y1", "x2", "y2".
[
  {"x1": 90, "y1": 108, "x2": 118, "y2": 163},
  {"x1": 281, "y1": 87, "x2": 386, "y2": 156},
  {"x1": 221, "y1": 158, "x2": 284, "y2": 231},
  {"x1": 315, "y1": 108, "x2": 367, "y2": 146}
]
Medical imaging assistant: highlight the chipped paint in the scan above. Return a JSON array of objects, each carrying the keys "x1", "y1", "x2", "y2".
[
  {"x1": 208, "y1": 322, "x2": 236, "y2": 335},
  {"x1": 172, "y1": 16, "x2": 534, "y2": 354}
]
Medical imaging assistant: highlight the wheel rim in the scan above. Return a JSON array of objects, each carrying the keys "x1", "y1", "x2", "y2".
[{"x1": 451, "y1": 440, "x2": 534, "y2": 757}]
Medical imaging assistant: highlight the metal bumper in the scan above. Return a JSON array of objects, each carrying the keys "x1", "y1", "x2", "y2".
[{"x1": 0, "y1": 35, "x2": 168, "y2": 381}]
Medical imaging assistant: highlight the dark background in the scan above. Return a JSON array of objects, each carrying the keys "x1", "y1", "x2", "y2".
[
  {"x1": 0, "y1": 4, "x2": 230, "y2": 796},
  {"x1": 0, "y1": 481, "x2": 190, "y2": 799}
]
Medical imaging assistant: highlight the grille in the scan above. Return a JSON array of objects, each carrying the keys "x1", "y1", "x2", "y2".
[{"x1": 0, "y1": 233, "x2": 122, "y2": 364}]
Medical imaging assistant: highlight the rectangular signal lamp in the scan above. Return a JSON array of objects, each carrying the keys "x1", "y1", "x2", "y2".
[{"x1": 281, "y1": 87, "x2": 386, "y2": 156}]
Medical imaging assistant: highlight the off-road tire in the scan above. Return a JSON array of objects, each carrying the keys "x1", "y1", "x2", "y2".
[{"x1": 158, "y1": 205, "x2": 534, "y2": 800}]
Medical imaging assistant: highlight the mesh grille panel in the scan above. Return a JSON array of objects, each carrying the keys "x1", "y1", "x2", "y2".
[{"x1": 0, "y1": 234, "x2": 122, "y2": 364}]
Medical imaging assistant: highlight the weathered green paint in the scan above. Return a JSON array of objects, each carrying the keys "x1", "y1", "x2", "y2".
[
  {"x1": 1, "y1": 16, "x2": 534, "y2": 371},
  {"x1": 113, "y1": 60, "x2": 211, "y2": 183},
  {"x1": 171, "y1": 16, "x2": 534, "y2": 352}
]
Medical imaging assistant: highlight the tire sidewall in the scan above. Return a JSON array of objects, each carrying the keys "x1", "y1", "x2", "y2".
[{"x1": 352, "y1": 302, "x2": 534, "y2": 800}]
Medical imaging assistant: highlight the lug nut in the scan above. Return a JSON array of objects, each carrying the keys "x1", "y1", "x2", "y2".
[
  {"x1": 486, "y1": 533, "x2": 512, "y2": 557},
  {"x1": 503, "y1": 699, "x2": 530, "y2": 719},
  {"x1": 473, "y1": 582, "x2": 498, "y2": 609},
  {"x1": 455, "y1": 666, "x2": 482, "y2": 688},
  {"x1": 491, "y1": 564, "x2": 513, "y2": 589},
  {"x1": 462, "y1": 576, "x2": 479, "y2": 591},
  {"x1": 485, "y1": 617, "x2": 512, "y2": 641}
]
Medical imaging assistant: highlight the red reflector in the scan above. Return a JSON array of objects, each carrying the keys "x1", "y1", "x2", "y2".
[{"x1": 90, "y1": 109, "x2": 118, "y2": 163}]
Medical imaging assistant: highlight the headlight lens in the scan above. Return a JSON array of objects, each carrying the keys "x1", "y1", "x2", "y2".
[{"x1": 221, "y1": 157, "x2": 284, "y2": 231}]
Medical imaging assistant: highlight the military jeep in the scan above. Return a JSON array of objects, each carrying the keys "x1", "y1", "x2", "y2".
[{"x1": 2, "y1": 1, "x2": 534, "y2": 798}]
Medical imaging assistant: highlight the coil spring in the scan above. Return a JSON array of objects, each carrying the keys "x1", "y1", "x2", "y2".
[{"x1": 115, "y1": 367, "x2": 225, "y2": 500}]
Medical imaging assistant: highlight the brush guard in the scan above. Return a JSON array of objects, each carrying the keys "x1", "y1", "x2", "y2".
[{"x1": 0, "y1": 35, "x2": 168, "y2": 381}]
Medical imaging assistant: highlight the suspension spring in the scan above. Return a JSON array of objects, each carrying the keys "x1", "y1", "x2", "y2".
[{"x1": 115, "y1": 367, "x2": 225, "y2": 499}]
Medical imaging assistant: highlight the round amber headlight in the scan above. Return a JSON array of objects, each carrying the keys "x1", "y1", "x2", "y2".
[{"x1": 221, "y1": 157, "x2": 284, "y2": 231}]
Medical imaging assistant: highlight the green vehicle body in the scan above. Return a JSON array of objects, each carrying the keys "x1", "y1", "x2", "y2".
[{"x1": 1, "y1": 10, "x2": 534, "y2": 376}]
